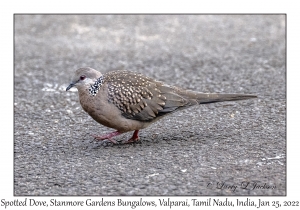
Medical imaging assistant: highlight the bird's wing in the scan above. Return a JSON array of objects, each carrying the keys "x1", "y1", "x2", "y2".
[{"x1": 105, "y1": 70, "x2": 196, "y2": 122}]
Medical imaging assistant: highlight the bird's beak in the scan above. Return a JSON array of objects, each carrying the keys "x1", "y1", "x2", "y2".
[{"x1": 66, "y1": 82, "x2": 75, "y2": 91}]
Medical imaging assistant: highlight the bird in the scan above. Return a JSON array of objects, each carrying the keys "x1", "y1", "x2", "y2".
[{"x1": 66, "y1": 67, "x2": 256, "y2": 144}]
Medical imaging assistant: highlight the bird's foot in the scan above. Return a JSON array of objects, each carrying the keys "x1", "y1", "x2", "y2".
[
  {"x1": 123, "y1": 137, "x2": 140, "y2": 144},
  {"x1": 122, "y1": 130, "x2": 140, "y2": 144},
  {"x1": 92, "y1": 131, "x2": 121, "y2": 144}
]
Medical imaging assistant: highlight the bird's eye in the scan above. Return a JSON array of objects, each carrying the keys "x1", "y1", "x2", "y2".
[{"x1": 80, "y1": 75, "x2": 86, "y2": 80}]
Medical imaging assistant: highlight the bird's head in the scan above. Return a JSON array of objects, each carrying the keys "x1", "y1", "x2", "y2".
[{"x1": 66, "y1": 67, "x2": 103, "y2": 92}]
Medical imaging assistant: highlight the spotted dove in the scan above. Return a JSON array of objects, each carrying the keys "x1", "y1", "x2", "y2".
[{"x1": 66, "y1": 67, "x2": 256, "y2": 144}]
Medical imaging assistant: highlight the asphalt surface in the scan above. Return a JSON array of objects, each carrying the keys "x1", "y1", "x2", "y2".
[{"x1": 14, "y1": 15, "x2": 286, "y2": 195}]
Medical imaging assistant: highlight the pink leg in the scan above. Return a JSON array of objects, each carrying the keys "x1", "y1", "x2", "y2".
[
  {"x1": 92, "y1": 131, "x2": 122, "y2": 144},
  {"x1": 123, "y1": 130, "x2": 140, "y2": 144}
]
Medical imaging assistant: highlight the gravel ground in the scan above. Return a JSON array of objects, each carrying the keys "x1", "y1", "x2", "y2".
[{"x1": 14, "y1": 15, "x2": 286, "y2": 196}]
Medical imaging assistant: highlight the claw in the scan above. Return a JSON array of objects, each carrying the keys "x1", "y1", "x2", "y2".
[
  {"x1": 91, "y1": 131, "x2": 121, "y2": 144},
  {"x1": 122, "y1": 130, "x2": 140, "y2": 144},
  {"x1": 91, "y1": 130, "x2": 140, "y2": 145},
  {"x1": 106, "y1": 138, "x2": 118, "y2": 144}
]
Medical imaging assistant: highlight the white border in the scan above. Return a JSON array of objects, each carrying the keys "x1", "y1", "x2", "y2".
[{"x1": 2, "y1": 0, "x2": 297, "y2": 209}]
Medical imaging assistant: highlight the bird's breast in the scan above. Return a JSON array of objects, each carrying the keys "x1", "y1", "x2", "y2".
[{"x1": 77, "y1": 85, "x2": 148, "y2": 132}]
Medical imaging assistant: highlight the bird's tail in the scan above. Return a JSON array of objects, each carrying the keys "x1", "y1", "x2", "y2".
[{"x1": 194, "y1": 93, "x2": 257, "y2": 104}]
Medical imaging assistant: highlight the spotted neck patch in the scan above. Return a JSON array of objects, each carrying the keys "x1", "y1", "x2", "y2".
[{"x1": 89, "y1": 76, "x2": 104, "y2": 96}]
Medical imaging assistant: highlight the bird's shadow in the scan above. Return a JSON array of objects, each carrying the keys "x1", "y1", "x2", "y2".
[{"x1": 87, "y1": 128, "x2": 212, "y2": 149}]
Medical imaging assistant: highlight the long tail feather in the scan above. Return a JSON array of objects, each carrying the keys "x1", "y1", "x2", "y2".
[{"x1": 195, "y1": 93, "x2": 257, "y2": 104}]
